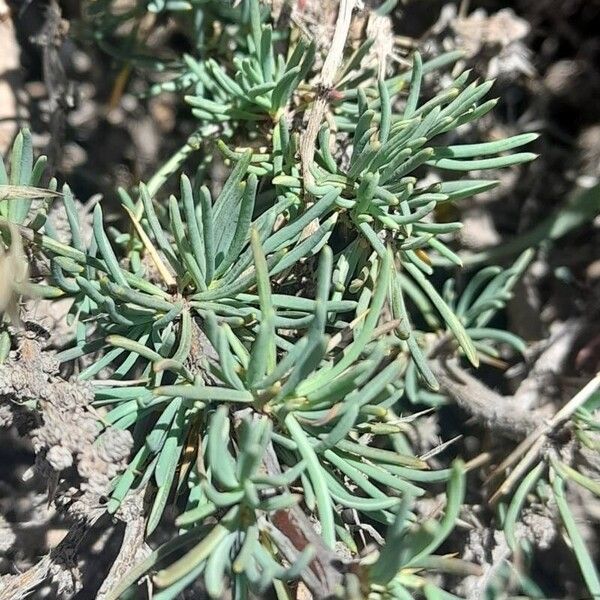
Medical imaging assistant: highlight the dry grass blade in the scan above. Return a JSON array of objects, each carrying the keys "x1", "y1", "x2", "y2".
[
  {"x1": 123, "y1": 204, "x2": 176, "y2": 288},
  {"x1": 0, "y1": 185, "x2": 61, "y2": 200}
]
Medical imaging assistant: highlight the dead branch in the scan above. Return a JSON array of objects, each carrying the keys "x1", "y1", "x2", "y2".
[
  {"x1": 96, "y1": 490, "x2": 150, "y2": 600},
  {"x1": 430, "y1": 357, "x2": 541, "y2": 439},
  {"x1": 0, "y1": 512, "x2": 103, "y2": 600},
  {"x1": 299, "y1": 0, "x2": 357, "y2": 187}
]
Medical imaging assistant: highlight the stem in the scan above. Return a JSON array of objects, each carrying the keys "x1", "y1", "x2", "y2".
[
  {"x1": 145, "y1": 129, "x2": 204, "y2": 197},
  {"x1": 299, "y1": 0, "x2": 357, "y2": 187}
]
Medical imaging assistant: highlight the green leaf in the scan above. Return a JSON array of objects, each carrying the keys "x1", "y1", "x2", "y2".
[
  {"x1": 404, "y1": 460, "x2": 466, "y2": 566},
  {"x1": 155, "y1": 384, "x2": 253, "y2": 403},
  {"x1": 431, "y1": 133, "x2": 538, "y2": 159},
  {"x1": 404, "y1": 52, "x2": 423, "y2": 119},
  {"x1": 139, "y1": 183, "x2": 184, "y2": 276},
  {"x1": 428, "y1": 152, "x2": 537, "y2": 171},
  {"x1": 247, "y1": 228, "x2": 276, "y2": 386},
  {"x1": 369, "y1": 489, "x2": 415, "y2": 584},
  {"x1": 181, "y1": 174, "x2": 206, "y2": 275},
  {"x1": 154, "y1": 508, "x2": 238, "y2": 589},
  {"x1": 213, "y1": 150, "x2": 252, "y2": 257},
  {"x1": 147, "y1": 400, "x2": 186, "y2": 534},
  {"x1": 93, "y1": 204, "x2": 128, "y2": 287},
  {"x1": 169, "y1": 195, "x2": 206, "y2": 290},
  {"x1": 553, "y1": 473, "x2": 600, "y2": 597},
  {"x1": 504, "y1": 461, "x2": 544, "y2": 550},
  {"x1": 551, "y1": 458, "x2": 600, "y2": 498},
  {"x1": 207, "y1": 405, "x2": 239, "y2": 490},
  {"x1": 8, "y1": 129, "x2": 34, "y2": 223},
  {"x1": 205, "y1": 533, "x2": 237, "y2": 598},
  {"x1": 404, "y1": 262, "x2": 479, "y2": 367},
  {"x1": 104, "y1": 524, "x2": 209, "y2": 600},
  {"x1": 284, "y1": 413, "x2": 335, "y2": 548},
  {"x1": 214, "y1": 173, "x2": 257, "y2": 278}
]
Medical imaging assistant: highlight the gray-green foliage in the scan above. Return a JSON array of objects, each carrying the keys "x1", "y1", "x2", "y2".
[{"x1": 3, "y1": 0, "x2": 599, "y2": 598}]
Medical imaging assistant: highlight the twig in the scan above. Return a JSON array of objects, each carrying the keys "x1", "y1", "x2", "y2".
[
  {"x1": 430, "y1": 357, "x2": 539, "y2": 439},
  {"x1": 0, "y1": 514, "x2": 102, "y2": 600},
  {"x1": 512, "y1": 318, "x2": 585, "y2": 410},
  {"x1": 0, "y1": 556, "x2": 53, "y2": 600},
  {"x1": 96, "y1": 491, "x2": 150, "y2": 600},
  {"x1": 262, "y1": 441, "x2": 346, "y2": 598},
  {"x1": 299, "y1": 0, "x2": 357, "y2": 187},
  {"x1": 488, "y1": 372, "x2": 600, "y2": 503},
  {"x1": 32, "y1": 0, "x2": 73, "y2": 177}
]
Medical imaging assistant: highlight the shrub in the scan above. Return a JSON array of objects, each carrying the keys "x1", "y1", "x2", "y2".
[{"x1": 2, "y1": 1, "x2": 599, "y2": 599}]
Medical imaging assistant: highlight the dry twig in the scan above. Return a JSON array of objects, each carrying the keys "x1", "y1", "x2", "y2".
[
  {"x1": 488, "y1": 372, "x2": 600, "y2": 503},
  {"x1": 299, "y1": 0, "x2": 357, "y2": 187}
]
